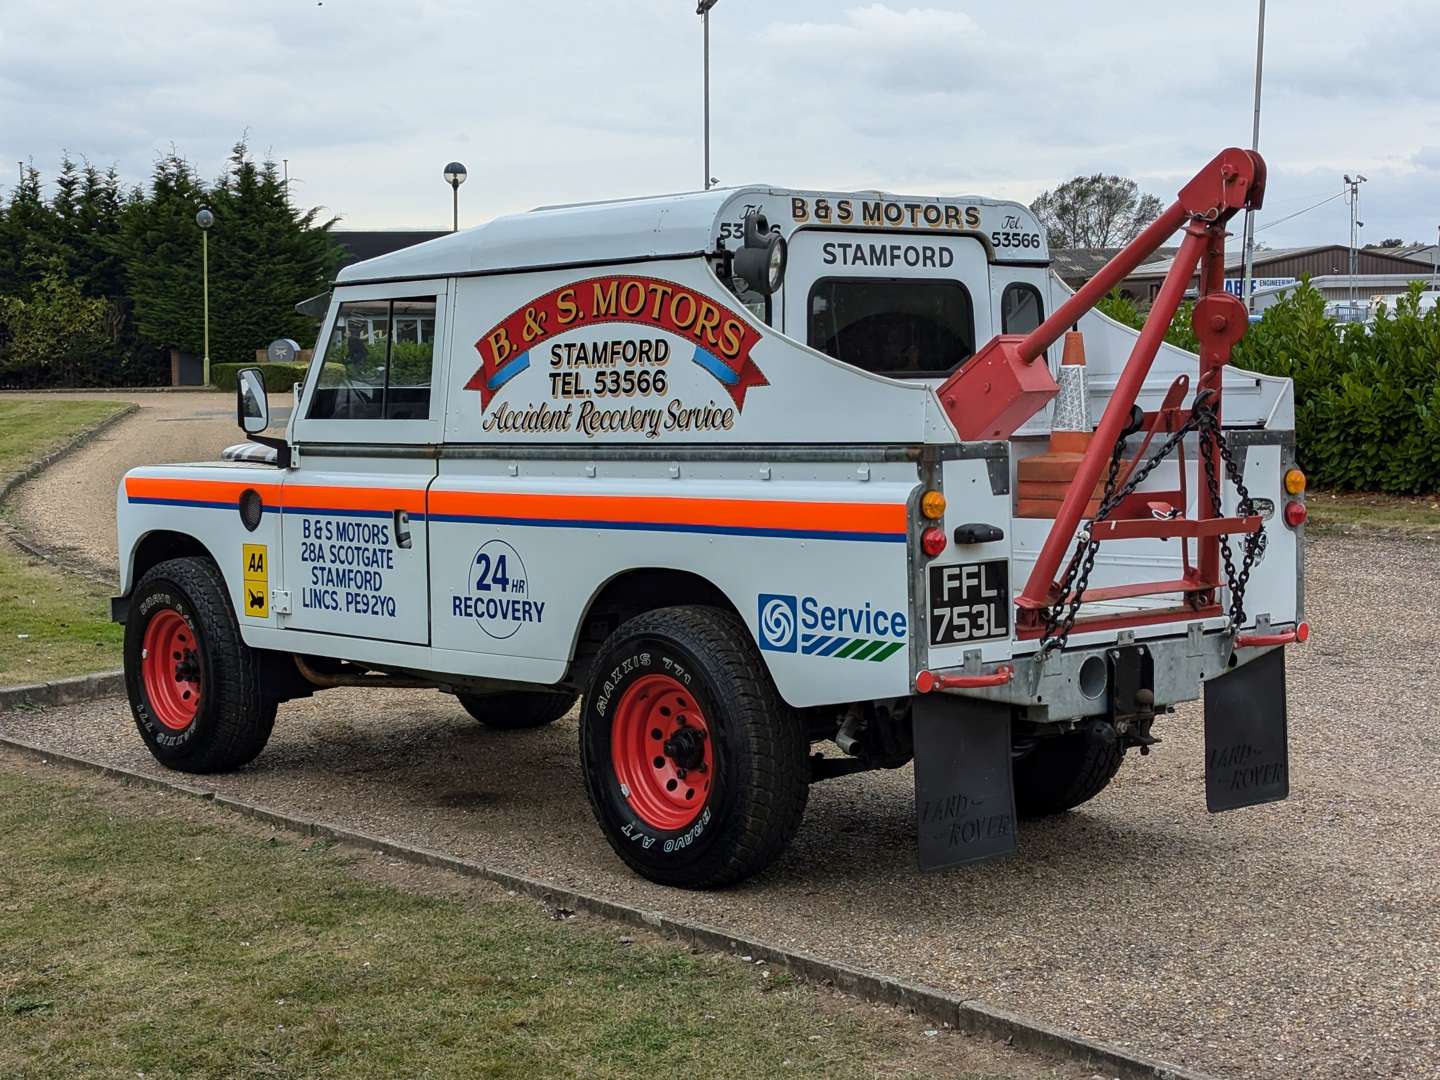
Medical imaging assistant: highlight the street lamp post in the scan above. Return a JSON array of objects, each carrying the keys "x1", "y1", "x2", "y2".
[
  {"x1": 1240, "y1": 0, "x2": 1266, "y2": 313},
  {"x1": 698, "y1": 0, "x2": 719, "y2": 190},
  {"x1": 1343, "y1": 173, "x2": 1367, "y2": 309},
  {"x1": 195, "y1": 207, "x2": 214, "y2": 387},
  {"x1": 444, "y1": 162, "x2": 468, "y2": 232}
]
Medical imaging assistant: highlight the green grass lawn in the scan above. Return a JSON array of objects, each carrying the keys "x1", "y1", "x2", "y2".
[
  {"x1": 0, "y1": 399, "x2": 132, "y2": 489},
  {"x1": 1306, "y1": 489, "x2": 1440, "y2": 533},
  {"x1": 0, "y1": 545, "x2": 121, "y2": 685},
  {"x1": 0, "y1": 400, "x2": 130, "y2": 686},
  {"x1": 0, "y1": 762, "x2": 1019, "y2": 1080}
]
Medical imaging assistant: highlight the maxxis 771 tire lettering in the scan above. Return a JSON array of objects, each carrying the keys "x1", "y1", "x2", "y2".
[
  {"x1": 579, "y1": 605, "x2": 809, "y2": 889},
  {"x1": 124, "y1": 557, "x2": 276, "y2": 773}
]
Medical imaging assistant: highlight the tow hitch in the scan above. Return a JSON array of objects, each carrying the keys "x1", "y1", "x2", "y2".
[{"x1": 1108, "y1": 645, "x2": 1161, "y2": 754}]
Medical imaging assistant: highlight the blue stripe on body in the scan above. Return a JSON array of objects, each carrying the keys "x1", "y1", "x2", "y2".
[
  {"x1": 426, "y1": 512, "x2": 903, "y2": 543},
  {"x1": 127, "y1": 496, "x2": 424, "y2": 521}
]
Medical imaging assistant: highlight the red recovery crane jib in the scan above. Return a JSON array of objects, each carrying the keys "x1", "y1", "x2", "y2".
[{"x1": 934, "y1": 147, "x2": 1271, "y2": 643}]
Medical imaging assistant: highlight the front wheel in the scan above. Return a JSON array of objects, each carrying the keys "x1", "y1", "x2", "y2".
[
  {"x1": 579, "y1": 606, "x2": 809, "y2": 889},
  {"x1": 124, "y1": 557, "x2": 276, "y2": 773}
]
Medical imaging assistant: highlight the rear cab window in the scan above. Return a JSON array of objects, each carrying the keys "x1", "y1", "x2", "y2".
[{"x1": 807, "y1": 278, "x2": 975, "y2": 377}]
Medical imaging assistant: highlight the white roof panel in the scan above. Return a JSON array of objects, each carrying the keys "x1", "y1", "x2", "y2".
[
  {"x1": 334, "y1": 184, "x2": 1050, "y2": 285},
  {"x1": 336, "y1": 187, "x2": 743, "y2": 284}
]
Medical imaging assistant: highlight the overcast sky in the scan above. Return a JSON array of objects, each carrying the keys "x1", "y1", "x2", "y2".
[{"x1": 2, "y1": 0, "x2": 1437, "y2": 250}]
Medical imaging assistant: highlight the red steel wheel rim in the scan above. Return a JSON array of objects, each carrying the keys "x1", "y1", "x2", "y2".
[
  {"x1": 610, "y1": 673, "x2": 714, "y2": 832},
  {"x1": 140, "y1": 609, "x2": 202, "y2": 731}
]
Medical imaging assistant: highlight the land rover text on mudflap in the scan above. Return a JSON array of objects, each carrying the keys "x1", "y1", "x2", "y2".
[{"x1": 114, "y1": 148, "x2": 1305, "y2": 888}]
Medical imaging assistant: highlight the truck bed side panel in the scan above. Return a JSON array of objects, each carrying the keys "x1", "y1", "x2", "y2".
[{"x1": 427, "y1": 457, "x2": 918, "y2": 708}]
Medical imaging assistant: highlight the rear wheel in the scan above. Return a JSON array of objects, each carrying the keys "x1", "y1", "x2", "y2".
[
  {"x1": 124, "y1": 557, "x2": 276, "y2": 773},
  {"x1": 456, "y1": 689, "x2": 576, "y2": 730},
  {"x1": 1012, "y1": 720, "x2": 1125, "y2": 817},
  {"x1": 579, "y1": 605, "x2": 808, "y2": 889}
]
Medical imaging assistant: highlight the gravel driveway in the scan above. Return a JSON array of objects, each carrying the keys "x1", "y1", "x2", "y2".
[
  {"x1": 4, "y1": 391, "x2": 287, "y2": 580},
  {"x1": 3, "y1": 531, "x2": 1436, "y2": 1080}
]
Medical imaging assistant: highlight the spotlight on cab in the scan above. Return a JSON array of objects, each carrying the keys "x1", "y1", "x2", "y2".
[{"x1": 733, "y1": 211, "x2": 787, "y2": 296}]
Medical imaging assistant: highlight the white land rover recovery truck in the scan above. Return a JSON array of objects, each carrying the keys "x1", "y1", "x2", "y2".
[{"x1": 114, "y1": 147, "x2": 1305, "y2": 888}]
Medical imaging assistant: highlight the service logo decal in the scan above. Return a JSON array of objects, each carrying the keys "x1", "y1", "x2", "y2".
[{"x1": 757, "y1": 592, "x2": 907, "y2": 662}]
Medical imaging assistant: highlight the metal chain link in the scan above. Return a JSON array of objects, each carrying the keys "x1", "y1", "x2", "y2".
[{"x1": 1038, "y1": 392, "x2": 1266, "y2": 654}]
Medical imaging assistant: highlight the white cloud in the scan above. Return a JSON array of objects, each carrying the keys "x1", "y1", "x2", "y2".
[{"x1": 0, "y1": 0, "x2": 1435, "y2": 245}]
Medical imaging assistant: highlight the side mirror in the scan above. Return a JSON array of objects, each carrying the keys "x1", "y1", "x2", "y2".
[{"x1": 236, "y1": 367, "x2": 270, "y2": 435}]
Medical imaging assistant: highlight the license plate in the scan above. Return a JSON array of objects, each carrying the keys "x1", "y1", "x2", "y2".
[{"x1": 928, "y1": 559, "x2": 1009, "y2": 646}]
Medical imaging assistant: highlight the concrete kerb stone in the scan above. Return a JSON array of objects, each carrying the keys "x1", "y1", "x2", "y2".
[
  {"x1": 0, "y1": 671, "x2": 125, "y2": 712},
  {"x1": 0, "y1": 733, "x2": 1212, "y2": 1080}
]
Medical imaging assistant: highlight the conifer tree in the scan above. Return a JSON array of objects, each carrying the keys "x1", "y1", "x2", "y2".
[
  {"x1": 206, "y1": 140, "x2": 341, "y2": 361},
  {"x1": 118, "y1": 151, "x2": 209, "y2": 354}
]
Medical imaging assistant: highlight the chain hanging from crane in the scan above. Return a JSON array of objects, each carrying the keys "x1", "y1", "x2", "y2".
[{"x1": 1038, "y1": 390, "x2": 1266, "y2": 655}]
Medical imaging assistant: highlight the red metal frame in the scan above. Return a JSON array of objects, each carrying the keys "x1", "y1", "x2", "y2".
[
  {"x1": 914, "y1": 666, "x2": 1015, "y2": 693},
  {"x1": 1235, "y1": 623, "x2": 1309, "y2": 648},
  {"x1": 998, "y1": 148, "x2": 1268, "y2": 638}
]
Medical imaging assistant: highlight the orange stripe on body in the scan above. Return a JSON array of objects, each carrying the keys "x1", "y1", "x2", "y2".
[
  {"x1": 126, "y1": 477, "x2": 906, "y2": 535},
  {"x1": 124, "y1": 477, "x2": 423, "y2": 514},
  {"x1": 124, "y1": 477, "x2": 284, "y2": 504},
  {"x1": 428, "y1": 490, "x2": 907, "y2": 535},
  {"x1": 281, "y1": 484, "x2": 426, "y2": 514}
]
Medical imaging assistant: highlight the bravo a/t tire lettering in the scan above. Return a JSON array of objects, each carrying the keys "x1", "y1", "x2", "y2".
[{"x1": 579, "y1": 605, "x2": 808, "y2": 889}]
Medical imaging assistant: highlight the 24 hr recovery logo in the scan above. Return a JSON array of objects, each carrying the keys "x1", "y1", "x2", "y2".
[
  {"x1": 757, "y1": 593, "x2": 906, "y2": 662},
  {"x1": 451, "y1": 539, "x2": 545, "y2": 640}
]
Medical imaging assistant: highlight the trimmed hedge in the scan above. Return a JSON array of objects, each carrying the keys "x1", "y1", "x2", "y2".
[
  {"x1": 1100, "y1": 281, "x2": 1440, "y2": 494},
  {"x1": 211, "y1": 361, "x2": 312, "y2": 393}
]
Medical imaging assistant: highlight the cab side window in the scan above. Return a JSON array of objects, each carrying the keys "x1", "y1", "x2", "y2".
[
  {"x1": 309, "y1": 297, "x2": 437, "y2": 420},
  {"x1": 1001, "y1": 282, "x2": 1044, "y2": 335}
]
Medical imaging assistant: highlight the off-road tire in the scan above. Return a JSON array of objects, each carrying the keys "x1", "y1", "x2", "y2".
[
  {"x1": 1012, "y1": 720, "x2": 1125, "y2": 817},
  {"x1": 579, "y1": 605, "x2": 809, "y2": 889},
  {"x1": 457, "y1": 689, "x2": 576, "y2": 730},
  {"x1": 124, "y1": 556, "x2": 276, "y2": 773}
]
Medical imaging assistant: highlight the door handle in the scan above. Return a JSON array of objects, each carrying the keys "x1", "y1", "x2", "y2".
[{"x1": 393, "y1": 509, "x2": 413, "y2": 549}]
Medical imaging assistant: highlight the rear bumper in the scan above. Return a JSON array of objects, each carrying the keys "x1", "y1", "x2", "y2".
[{"x1": 920, "y1": 624, "x2": 1297, "y2": 722}]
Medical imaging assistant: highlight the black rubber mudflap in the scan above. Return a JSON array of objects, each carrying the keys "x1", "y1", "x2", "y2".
[
  {"x1": 1204, "y1": 646, "x2": 1289, "y2": 812},
  {"x1": 913, "y1": 695, "x2": 1016, "y2": 870}
]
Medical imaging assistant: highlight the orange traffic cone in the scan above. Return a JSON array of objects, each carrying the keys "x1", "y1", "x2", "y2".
[{"x1": 1016, "y1": 331, "x2": 1104, "y2": 518}]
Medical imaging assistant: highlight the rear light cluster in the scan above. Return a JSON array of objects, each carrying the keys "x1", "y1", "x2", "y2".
[
  {"x1": 1282, "y1": 467, "x2": 1306, "y2": 529},
  {"x1": 919, "y1": 489, "x2": 947, "y2": 556}
]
